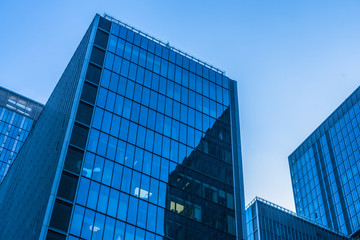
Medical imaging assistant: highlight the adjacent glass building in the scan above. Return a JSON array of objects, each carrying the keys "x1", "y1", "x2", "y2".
[
  {"x1": 0, "y1": 86, "x2": 43, "y2": 181},
  {"x1": 289, "y1": 86, "x2": 360, "y2": 238},
  {"x1": 0, "y1": 14, "x2": 246, "y2": 240},
  {"x1": 246, "y1": 197, "x2": 348, "y2": 240}
]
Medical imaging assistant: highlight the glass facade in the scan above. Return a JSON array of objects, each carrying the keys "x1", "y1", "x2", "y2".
[
  {"x1": 245, "y1": 197, "x2": 348, "y2": 240},
  {"x1": 289, "y1": 86, "x2": 360, "y2": 237},
  {"x1": 60, "y1": 15, "x2": 243, "y2": 240},
  {"x1": 0, "y1": 86, "x2": 43, "y2": 181}
]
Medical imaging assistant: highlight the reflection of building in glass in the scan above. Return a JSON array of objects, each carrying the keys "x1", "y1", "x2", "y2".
[
  {"x1": 289, "y1": 86, "x2": 360, "y2": 238},
  {"x1": 246, "y1": 197, "x2": 348, "y2": 240},
  {"x1": 0, "y1": 14, "x2": 246, "y2": 240},
  {"x1": 165, "y1": 107, "x2": 237, "y2": 239},
  {"x1": 0, "y1": 86, "x2": 43, "y2": 181}
]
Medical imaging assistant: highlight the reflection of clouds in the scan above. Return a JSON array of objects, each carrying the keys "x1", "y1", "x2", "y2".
[
  {"x1": 82, "y1": 167, "x2": 101, "y2": 178},
  {"x1": 134, "y1": 187, "x2": 152, "y2": 199},
  {"x1": 89, "y1": 225, "x2": 100, "y2": 232}
]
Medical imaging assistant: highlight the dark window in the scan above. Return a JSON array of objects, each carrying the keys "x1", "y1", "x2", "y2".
[
  {"x1": 70, "y1": 123, "x2": 89, "y2": 149},
  {"x1": 49, "y1": 200, "x2": 73, "y2": 232},
  {"x1": 90, "y1": 47, "x2": 105, "y2": 66},
  {"x1": 81, "y1": 82, "x2": 98, "y2": 104},
  {"x1": 98, "y1": 17, "x2": 111, "y2": 32},
  {"x1": 64, "y1": 146, "x2": 84, "y2": 174},
  {"x1": 94, "y1": 29, "x2": 109, "y2": 49},
  {"x1": 57, "y1": 172, "x2": 78, "y2": 202},
  {"x1": 46, "y1": 230, "x2": 66, "y2": 240},
  {"x1": 75, "y1": 101, "x2": 94, "y2": 126},
  {"x1": 85, "y1": 64, "x2": 102, "y2": 85}
]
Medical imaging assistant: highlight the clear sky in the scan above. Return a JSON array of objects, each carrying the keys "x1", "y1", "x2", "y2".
[{"x1": 1, "y1": 0, "x2": 360, "y2": 211}]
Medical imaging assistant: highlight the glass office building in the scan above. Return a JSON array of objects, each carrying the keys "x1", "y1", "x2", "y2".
[
  {"x1": 0, "y1": 14, "x2": 246, "y2": 240},
  {"x1": 0, "y1": 86, "x2": 43, "y2": 181},
  {"x1": 245, "y1": 197, "x2": 348, "y2": 240},
  {"x1": 289, "y1": 86, "x2": 360, "y2": 238}
]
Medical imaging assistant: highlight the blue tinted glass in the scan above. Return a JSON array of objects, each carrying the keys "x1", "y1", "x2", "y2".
[
  {"x1": 162, "y1": 137, "x2": 170, "y2": 159},
  {"x1": 147, "y1": 204, "x2": 157, "y2": 232},
  {"x1": 153, "y1": 56, "x2": 161, "y2": 74},
  {"x1": 97, "y1": 132, "x2": 109, "y2": 156},
  {"x1": 136, "y1": 127, "x2": 146, "y2": 149},
  {"x1": 121, "y1": 59, "x2": 130, "y2": 77},
  {"x1": 110, "y1": 115, "x2": 120, "y2": 137},
  {"x1": 111, "y1": 163, "x2": 123, "y2": 190},
  {"x1": 125, "y1": 80, "x2": 135, "y2": 99},
  {"x1": 156, "y1": 207, "x2": 164, "y2": 235},
  {"x1": 160, "y1": 59, "x2": 168, "y2": 77},
  {"x1": 103, "y1": 217, "x2": 115, "y2": 239},
  {"x1": 145, "y1": 129, "x2": 154, "y2": 152},
  {"x1": 139, "y1": 106, "x2": 148, "y2": 126},
  {"x1": 76, "y1": 177, "x2": 90, "y2": 205},
  {"x1": 92, "y1": 107, "x2": 103, "y2": 130},
  {"x1": 83, "y1": 152, "x2": 95, "y2": 178},
  {"x1": 142, "y1": 152, "x2": 152, "y2": 176},
  {"x1": 128, "y1": 63, "x2": 137, "y2": 81},
  {"x1": 151, "y1": 74, "x2": 159, "y2": 92},
  {"x1": 130, "y1": 102, "x2": 140, "y2": 122},
  {"x1": 109, "y1": 73, "x2": 119, "y2": 92},
  {"x1": 116, "y1": 39, "x2": 125, "y2": 56},
  {"x1": 102, "y1": 159, "x2": 114, "y2": 185},
  {"x1": 121, "y1": 167, "x2": 132, "y2": 193},
  {"x1": 92, "y1": 212, "x2": 105, "y2": 239},
  {"x1": 133, "y1": 84, "x2": 142, "y2": 103},
  {"x1": 118, "y1": 193, "x2": 129, "y2": 221},
  {"x1": 114, "y1": 221, "x2": 125, "y2": 240},
  {"x1": 131, "y1": 46, "x2": 140, "y2": 63},
  {"x1": 87, "y1": 181, "x2": 100, "y2": 209},
  {"x1": 114, "y1": 95, "x2": 124, "y2": 115},
  {"x1": 127, "y1": 196, "x2": 139, "y2": 225},
  {"x1": 113, "y1": 56, "x2": 122, "y2": 74},
  {"x1": 138, "y1": 49, "x2": 146, "y2": 67},
  {"x1": 97, "y1": 185, "x2": 109, "y2": 213},
  {"x1": 81, "y1": 209, "x2": 95, "y2": 239},
  {"x1": 144, "y1": 70, "x2": 152, "y2": 88},
  {"x1": 136, "y1": 67, "x2": 145, "y2": 84},
  {"x1": 70, "y1": 205, "x2": 84, "y2": 236},
  {"x1": 105, "y1": 91, "x2": 116, "y2": 112},
  {"x1": 97, "y1": 88, "x2": 107, "y2": 108},
  {"x1": 128, "y1": 123, "x2": 138, "y2": 145},
  {"x1": 124, "y1": 42, "x2": 132, "y2": 60},
  {"x1": 141, "y1": 174, "x2": 150, "y2": 199},
  {"x1": 92, "y1": 155, "x2": 104, "y2": 181},
  {"x1": 108, "y1": 189, "x2": 119, "y2": 217},
  {"x1": 159, "y1": 77, "x2": 166, "y2": 95},
  {"x1": 104, "y1": 52, "x2": 114, "y2": 70},
  {"x1": 153, "y1": 133, "x2": 162, "y2": 155},
  {"x1": 151, "y1": 155, "x2": 160, "y2": 179},
  {"x1": 134, "y1": 148, "x2": 143, "y2": 172},
  {"x1": 125, "y1": 224, "x2": 135, "y2": 240},
  {"x1": 130, "y1": 171, "x2": 141, "y2": 197},
  {"x1": 100, "y1": 69, "x2": 111, "y2": 88},
  {"x1": 135, "y1": 227, "x2": 145, "y2": 240}
]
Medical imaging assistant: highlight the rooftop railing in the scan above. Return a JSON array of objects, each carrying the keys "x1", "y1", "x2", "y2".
[
  {"x1": 246, "y1": 196, "x2": 348, "y2": 238},
  {"x1": 103, "y1": 13, "x2": 225, "y2": 75}
]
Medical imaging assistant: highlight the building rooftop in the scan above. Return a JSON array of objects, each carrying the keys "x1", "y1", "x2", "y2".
[
  {"x1": 103, "y1": 13, "x2": 225, "y2": 75},
  {"x1": 246, "y1": 196, "x2": 349, "y2": 238},
  {"x1": 0, "y1": 86, "x2": 44, "y2": 119}
]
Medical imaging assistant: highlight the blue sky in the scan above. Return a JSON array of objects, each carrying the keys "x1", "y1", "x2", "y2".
[{"x1": 1, "y1": 0, "x2": 360, "y2": 211}]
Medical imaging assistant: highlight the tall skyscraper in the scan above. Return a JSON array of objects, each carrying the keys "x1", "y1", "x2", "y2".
[
  {"x1": 0, "y1": 14, "x2": 246, "y2": 240},
  {"x1": 245, "y1": 197, "x2": 348, "y2": 240},
  {"x1": 0, "y1": 86, "x2": 43, "y2": 181},
  {"x1": 289, "y1": 86, "x2": 360, "y2": 238}
]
